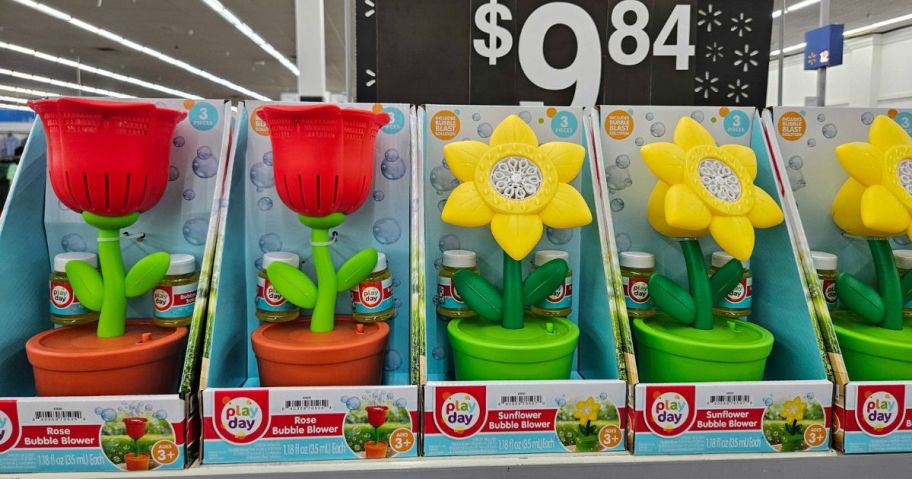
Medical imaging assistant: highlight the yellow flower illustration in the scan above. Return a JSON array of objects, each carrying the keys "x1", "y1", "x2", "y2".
[
  {"x1": 832, "y1": 115, "x2": 912, "y2": 239},
  {"x1": 442, "y1": 115, "x2": 592, "y2": 260},
  {"x1": 573, "y1": 397, "x2": 600, "y2": 426},
  {"x1": 640, "y1": 117, "x2": 784, "y2": 261},
  {"x1": 782, "y1": 396, "x2": 806, "y2": 424}
]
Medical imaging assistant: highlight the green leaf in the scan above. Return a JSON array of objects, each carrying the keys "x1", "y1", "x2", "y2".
[
  {"x1": 902, "y1": 269, "x2": 912, "y2": 304},
  {"x1": 65, "y1": 260, "x2": 104, "y2": 311},
  {"x1": 522, "y1": 258, "x2": 568, "y2": 306},
  {"x1": 837, "y1": 272, "x2": 884, "y2": 324},
  {"x1": 453, "y1": 269, "x2": 503, "y2": 321},
  {"x1": 125, "y1": 252, "x2": 170, "y2": 298},
  {"x1": 267, "y1": 262, "x2": 317, "y2": 309},
  {"x1": 710, "y1": 259, "x2": 744, "y2": 302},
  {"x1": 336, "y1": 248, "x2": 378, "y2": 292},
  {"x1": 648, "y1": 274, "x2": 695, "y2": 325}
]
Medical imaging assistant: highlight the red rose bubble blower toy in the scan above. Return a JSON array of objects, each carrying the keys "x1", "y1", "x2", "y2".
[
  {"x1": 123, "y1": 416, "x2": 150, "y2": 470},
  {"x1": 364, "y1": 405, "x2": 389, "y2": 458},
  {"x1": 26, "y1": 99, "x2": 187, "y2": 396},
  {"x1": 251, "y1": 105, "x2": 390, "y2": 387}
]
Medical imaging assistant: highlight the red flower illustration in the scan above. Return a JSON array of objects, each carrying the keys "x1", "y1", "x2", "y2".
[
  {"x1": 123, "y1": 417, "x2": 148, "y2": 441},
  {"x1": 366, "y1": 405, "x2": 388, "y2": 428},
  {"x1": 256, "y1": 104, "x2": 388, "y2": 217},
  {"x1": 28, "y1": 98, "x2": 185, "y2": 217}
]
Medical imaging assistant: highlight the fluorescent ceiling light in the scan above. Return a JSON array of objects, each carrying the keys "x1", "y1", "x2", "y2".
[
  {"x1": 0, "y1": 83, "x2": 60, "y2": 97},
  {"x1": 10, "y1": 0, "x2": 270, "y2": 100},
  {"x1": 772, "y1": 0, "x2": 820, "y2": 19},
  {"x1": 0, "y1": 41, "x2": 202, "y2": 99},
  {"x1": 0, "y1": 102, "x2": 33, "y2": 111},
  {"x1": 200, "y1": 0, "x2": 299, "y2": 76},
  {"x1": 771, "y1": 12, "x2": 912, "y2": 57},
  {"x1": 0, "y1": 95, "x2": 28, "y2": 104},
  {"x1": 0, "y1": 68, "x2": 134, "y2": 98}
]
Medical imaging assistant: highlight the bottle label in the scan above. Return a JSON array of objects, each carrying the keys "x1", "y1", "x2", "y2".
[
  {"x1": 438, "y1": 276, "x2": 469, "y2": 310},
  {"x1": 256, "y1": 276, "x2": 295, "y2": 312},
  {"x1": 718, "y1": 276, "x2": 752, "y2": 310},
  {"x1": 351, "y1": 276, "x2": 394, "y2": 314},
  {"x1": 49, "y1": 280, "x2": 89, "y2": 316},
  {"x1": 623, "y1": 275, "x2": 653, "y2": 309},
  {"x1": 153, "y1": 283, "x2": 198, "y2": 318},
  {"x1": 536, "y1": 275, "x2": 573, "y2": 310},
  {"x1": 822, "y1": 277, "x2": 837, "y2": 310}
]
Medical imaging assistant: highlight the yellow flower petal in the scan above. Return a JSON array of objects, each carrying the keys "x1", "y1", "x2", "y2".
[
  {"x1": 870, "y1": 115, "x2": 912, "y2": 151},
  {"x1": 490, "y1": 114, "x2": 538, "y2": 148},
  {"x1": 832, "y1": 178, "x2": 882, "y2": 237},
  {"x1": 835, "y1": 142, "x2": 883, "y2": 186},
  {"x1": 443, "y1": 141, "x2": 490, "y2": 183},
  {"x1": 720, "y1": 144, "x2": 757, "y2": 182},
  {"x1": 539, "y1": 142, "x2": 585, "y2": 183},
  {"x1": 664, "y1": 184, "x2": 712, "y2": 231},
  {"x1": 860, "y1": 184, "x2": 911, "y2": 234},
  {"x1": 748, "y1": 186, "x2": 784, "y2": 228},
  {"x1": 491, "y1": 213, "x2": 543, "y2": 260},
  {"x1": 641, "y1": 142, "x2": 686, "y2": 185},
  {"x1": 710, "y1": 215, "x2": 755, "y2": 261},
  {"x1": 539, "y1": 183, "x2": 592, "y2": 229},
  {"x1": 673, "y1": 116, "x2": 717, "y2": 152},
  {"x1": 441, "y1": 182, "x2": 494, "y2": 227},
  {"x1": 647, "y1": 182, "x2": 708, "y2": 237}
]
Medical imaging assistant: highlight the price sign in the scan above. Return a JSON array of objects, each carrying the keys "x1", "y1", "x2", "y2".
[{"x1": 357, "y1": 0, "x2": 773, "y2": 107}]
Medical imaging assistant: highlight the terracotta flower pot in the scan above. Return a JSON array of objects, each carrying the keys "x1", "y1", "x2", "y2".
[
  {"x1": 124, "y1": 452, "x2": 150, "y2": 471},
  {"x1": 251, "y1": 315, "x2": 388, "y2": 387},
  {"x1": 26, "y1": 320, "x2": 187, "y2": 396},
  {"x1": 364, "y1": 441, "x2": 388, "y2": 459}
]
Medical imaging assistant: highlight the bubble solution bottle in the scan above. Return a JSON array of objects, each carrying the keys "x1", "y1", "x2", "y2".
[
  {"x1": 153, "y1": 254, "x2": 198, "y2": 327},
  {"x1": 530, "y1": 250, "x2": 572, "y2": 318},
  {"x1": 709, "y1": 251, "x2": 752, "y2": 318},
  {"x1": 437, "y1": 250, "x2": 478, "y2": 320},
  {"x1": 50, "y1": 252, "x2": 99, "y2": 326},
  {"x1": 351, "y1": 252, "x2": 395, "y2": 322},
  {"x1": 811, "y1": 251, "x2": 838, "y2": 311},
  {"x1": 256, "y1": 252, "x2": 301, "y2": 322},
  {"x1": 620, "y1": 251, "x2": 655, "y2": 318}
]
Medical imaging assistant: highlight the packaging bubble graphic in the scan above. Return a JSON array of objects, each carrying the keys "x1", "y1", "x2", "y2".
[
  {"x1": 372, "y1": 217, "x2": 401, "y2": 245},
  {"x1": 610, "y1": 198, "x2": 625, "y2": 212},
  {"x1": 650, "y1": 122, "x2": 666, "y2": 137},
  {"x1": 249, "y1": 162, "x2": 275, "y2": 192},
  {"x1": 182, "y1": 189, "x2": 195, "y2": 201},
  {"x1": 193, "y1": 153, "x2": 219, "y2": 179},
  {"x1": 691, "y1": 111, "x2": 705, "y2": 123},
  {"x1": 381, "y1": 148, "x2": 407, "y2": 180},
  {"x1": 861, "y1": 112, "x2": 874, "y2": 125},
  {"x1": 262, "y1": 151, "x2": 273, "y2": 166},
  {"x1": 437, "y1": 198, "x2": 447, "y2": 212},
  {"x1": 172, "y1": 136, "x2": 185, "y2": 147},
  {"x1": 61, "y1": 233, "x2": 87, "y2": 252},
  {"x1": 439, "y1": 234, "x2": 460, "y2": 252},
  {"x1": 477, "y1": 122, "x2": 493, "y2": 138},
  {"x1": 615, "y1": 232, "x2": 632, "y2": 252},
  {"x1": 182, "y1": 217, "x2": 209, "y2": 246},
  {"x1": 788, "y1": 156, "x2": 804, "y2": 170},
  {"x1": 258, "y1": 233, "x2": 283, "y2": 253},
  {"x1": 606, "y1": 165, "x2": 633, "y2": 191},
  {"x1": 168, "y1": 165, "x2": 180, "y2": 182},
  {"x1": 384, "y1": 349, "x2": 403, "y2": 371},
  {"x1": 430, "y1": 165, "x2": 459, "y2": 193},
  {"x1": 431, "y1": 346, "x2": 446, "y2": 360},
  {"x1": 519, "y1": 111, "x2": 532, "y2": 123},
  {"x1": 257, "y1": 197, "x2": 273, "y2": 211},
  {"x1": 634, "y1": 137, "x2": 645, "y2": 146},
  {"x1": 472, "y1": 112, "x2": 481, "y2": 121},
  {"x1": 615, "y1": 154, "x2": 631, "y2": 168},
  {"x1": 822, "y1": 123, "x2": 838, "y2": 139},
  {"x1": 373, "y1": 190, "x2": 385, "y2": 202},
  {"x1": 546, "y1": 227, "x2": 572, "y2": 245},
  {"x1": 807, "y1": 138, "x2": 816, "y2": 147}
]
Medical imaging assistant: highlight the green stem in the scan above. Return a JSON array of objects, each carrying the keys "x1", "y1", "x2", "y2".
[
  {"x1": 96, "y1": 228, "x2": 127, "y2": 338},
  {"x1": 502, "y1": 252, "x2": 524, "y2": 330},
  {"x1": 310, "y1": 227, "x2": 336, "y2": 333},
  {"x1": 375, "y1": 426, "x2": 379, "y2": 444},
  {"x1": 681, "y1": 239, "x2": 713, "y2": 330},
  {"x1": 870, "y1": 239, "x2": 903, "y2": 330}
]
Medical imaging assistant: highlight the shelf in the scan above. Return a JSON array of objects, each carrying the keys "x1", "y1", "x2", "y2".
[{"x1": 7, "y1": 451, "x2": 912, "y2": 479}]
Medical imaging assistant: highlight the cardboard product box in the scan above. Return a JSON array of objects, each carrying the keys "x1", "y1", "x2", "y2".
[
  {"x1": 418, "y1": 106, "x2": 632, "y2": 456},
  {"x1": 0, "y1": 99, "x2": 231, "y2": 472},
  {"x1": 200, "y1": 102, "x2": 419, "y2": 464},
  {"x1": 766, "y1": 107, "x2": 912, "y2": 453},
  {"x1": 595, "y1": 106, "x2": 834, "y2": 455}
]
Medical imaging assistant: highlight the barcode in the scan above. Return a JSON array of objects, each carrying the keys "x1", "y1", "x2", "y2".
[
  {"x1": 33, "y1": 410, "x2": 82, "y2": 421},
  {"x1": 708, "y1": 394, "x2": 751, "y2": 405},
  {"x1": 499, "y1": 394, "x2": 543, "y2": 406},
  {"x1": 283, "y1": 399, "x2": 329, "y2": 410}
]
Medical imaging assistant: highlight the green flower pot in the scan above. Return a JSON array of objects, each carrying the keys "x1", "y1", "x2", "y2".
[
  {"x1": 832, "y1": 310, "x2": 912, "y2": 380},
  {"x1": 448, "y1": 314, "x2": 579, "y2": 380},
  {"x1": 780, "y1": 432, "x2": 804, "y2": 452},
  {"x1": 575, "y1": 434, "x2": 599, "y2": 452},
  {"x1": 633, "y1": 313, "x2": 774, "y2": 383}
]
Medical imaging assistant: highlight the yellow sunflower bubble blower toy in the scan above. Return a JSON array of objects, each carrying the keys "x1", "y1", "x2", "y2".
[
  {"x1": 830, "y1": 115, "x2": 912, "y2": 380},
  {"x1": 634, "y1": 117, "x2": 783, "y2": 383},
  {"x1": 440, "y1": 115, "x2": 592, "y2": 380}
]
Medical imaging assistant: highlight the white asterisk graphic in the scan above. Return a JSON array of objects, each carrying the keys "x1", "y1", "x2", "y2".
[
  {"x1": 727, "y1": 79, "x2": 749, "y2": 104},
  {"x1": 705, "y1": 42, "x2": 724, "y2": 63},
  {"x1": 730, "y1": 13, "x2": 753, "y2": 38},
  {"x1": 697, "y1": 4, "x2": 722, "y2": 33},
  {"x1": 694, "y1": 71, "x2": 719, "y2": 100},
  {"x1": 733, "y1": 44, "x2": 759, "y2": 72}
]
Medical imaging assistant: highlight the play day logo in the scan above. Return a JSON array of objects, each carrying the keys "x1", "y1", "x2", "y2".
[
  {"x1": 0, "y1": 400, "x2": 20, "y2": 454},
  {"x1": 644, "y1": 386, "x2": 696, "y2": 437},
  {"x1": 214, "y1": 389, "x2": 269, "y2": 444},
  {"x1": 435, "y1": 385, "x2": 486, "y2": 439},
  {"x1": 856, "y1": 385, "x2": 905, "y2": 436}
]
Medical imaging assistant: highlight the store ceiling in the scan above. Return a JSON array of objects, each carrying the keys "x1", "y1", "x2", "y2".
[{"x1": 0, "y1": 0, "x2": 909, "y2": 103}]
